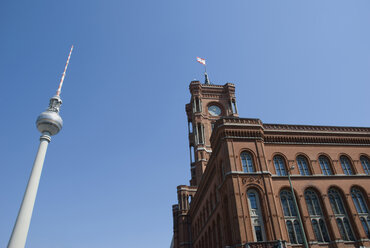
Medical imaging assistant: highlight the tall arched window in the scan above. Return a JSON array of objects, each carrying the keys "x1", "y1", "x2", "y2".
[
  {"x1": 274, "y1": 155, "x2": 287, "y2": 176},
  {"x1": 241, "y1": 152, "x2": 254, "y2": 173},
  {"x1": 280, "y1": 190, "x2": 303, "y2": 244},
  {"x1": 360, "y1": 156, "x2": 370, "y2": 175},
  {"x1": 247, "y1": 189, "x2": 266, "y2": 242},
  {"x1": 340, "y1": 156, "x2": 354, "y2": 175},
  {"x1": 328, "y1": 188, "x2": 355, "y2": 241},
  {"x1": 351, "y1": 187, "x2": 370, "y2": 238},
  {"x1": 297, "y1": 156, "x2": 310, "y2": 175},
  {"x1": 318, "y1": 156, "x2": 333, "y2": 175},
  {"x1": 304, "y1": 189, "x2": 330, "y2": 242}
]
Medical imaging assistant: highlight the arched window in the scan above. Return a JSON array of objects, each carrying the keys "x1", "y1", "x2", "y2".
[
  {"x1": 273, "y1": 155, "x2": 287, "y2": 176},
  {"x1": 340, "y1": 156, "x2": 354, "y2": 175},
  {"x1": 328, "y1": 188, "x2": 355, "y2": 241},
  {"x1": 247, "y1": 189, "x2": 266, "y2": 242},
  {"x1": 304, "y1": 189, "x2": 330, "y2": 242},
  {"x1": 297, "y1": 156, "x2": 310, "y2": 175},
  {"x1": 360, "y1": 156, "x2": 370, "y2": 175},
  {"x1": 318, "y1": 156, "x2": 333, "y2": 175},
  {"x1": 241, "y1": 152, "x2": 255, "y2": 173},
  {"x1": 351, "y1": 187, "x2": 370, "y2": 238},
  {"x1": 280, "y1": 190, "x2": 303, "y2": 244}
]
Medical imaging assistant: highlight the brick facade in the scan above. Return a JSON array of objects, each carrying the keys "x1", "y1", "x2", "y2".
[{"x1": 172, "y1": 81, "x2": 370, "y2": 248}]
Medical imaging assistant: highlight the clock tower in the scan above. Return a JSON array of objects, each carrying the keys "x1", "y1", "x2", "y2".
[{"x1": 186, "y1": 80, "x2": 238, "y2": 186}]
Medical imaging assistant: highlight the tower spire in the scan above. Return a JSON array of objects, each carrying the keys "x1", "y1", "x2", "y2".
[{"x1": 56, "y1": 45, "x2": 73, "y2": 96}]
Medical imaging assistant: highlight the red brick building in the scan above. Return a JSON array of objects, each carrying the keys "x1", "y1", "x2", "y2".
[{"x1": 171, "y1": 80, "x2": 370, "y2": 248}]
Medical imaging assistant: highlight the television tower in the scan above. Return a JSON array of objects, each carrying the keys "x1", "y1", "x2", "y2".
[{"x1": 8, "y1": 46, "x2": 73, "y2": 248}]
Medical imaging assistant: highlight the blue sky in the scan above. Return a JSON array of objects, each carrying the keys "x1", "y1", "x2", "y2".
[{"x1": 1, "y1": 1, "x2": 370, "y2": 247}]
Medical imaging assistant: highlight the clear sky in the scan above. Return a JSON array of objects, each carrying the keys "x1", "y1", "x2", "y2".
[{"x1": 1, "y1": 1, "x2": 370, "y2": 247}]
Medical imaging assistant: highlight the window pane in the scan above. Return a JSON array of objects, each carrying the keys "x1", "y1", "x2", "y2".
[
  {"x1": 288, "y1": 194, "x2": 297, "y2": 216},
  {"x1": 294, "y1": 220, "x2": 303, "y2": 244},
  {"x1": 329, "y1": 194, "x2": 339, "y2": 214},
  {"x1": 343, "y1": 218, "x2": 355, "y2": 241},
  {"x1": 352, "y1": 192, "x2": 362, "y2": 213},
  {"x1": 274, "y1": 156, "x2": 286, "y2": 176},
  {"x1": 336, "y1": 218, "x2": 347, "y2": 240},
  {"x1": 340, "y1": 156, "x2": 353, "y2": 175},
  {"x1": 330, "y1": 189, "x2": 345, "y2": 214},
  {"x1": 254, "y1": 226, "x2": 263, "y2": 242},
  {"x1": 247, "y1": 154, "x2": 254, "y2": 172},
  {"x1": 286, "y1": 221, "x2": 297, "y2": 244},
  {"x1": 312, "y1": 194, "x2": 322, "y2": 215},
  {"x1": 297, "y1": 156, "x2": 310, "y2": 175},
  {"x1": 319, "y1": 219, "x2": 330, "y2": 242},
  {"x1": 312, "y1": 219, "x2": 323, "y2": 242},
  {"x1": 319, "y1": 156, "x2": 332, "y2": 175},
  {"x1": 241, "y1": 153, "x2": 248, "y2": 172},
  {"x1": 281, "y1": 196, "x2": 290, "y2": 216},
  {"x1": 357, "y1": 193, "x2": 368, "y2": 213},
  {"x1": 305, "y1": 193, "x2": 314, "y2": 216},
  {"x1": 360, "y1": 156, "x2": 370, "y2": 175},
  {"x1": 241, "y1": 152, "x2": 254, "y2": 173},
  {"x1": 360, "y1": 217, "x2": 370, "y2": 239},
  {"x1": 248, "y1": 192, "x2": 257, "y2": 209},
  {"x1": 335, "y1": 194, "x2": 345, "y2": 215}
]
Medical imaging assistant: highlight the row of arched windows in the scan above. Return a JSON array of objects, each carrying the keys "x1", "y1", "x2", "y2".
[
  {"x1": 194, "y1": 215, "x2": 223, "y2": 248},
  {"x1": 245, "y1": 186, "x2": 369, "y2": 244},
  {"x1": 193, "y1": 185, "x2": 219, "y2": 240},
  {"x1": 239, "y1": 151, "x2": 370, "y2": 176},
  {"x1": 278, "y1": 187, "x2": 369, "y2": 244}
]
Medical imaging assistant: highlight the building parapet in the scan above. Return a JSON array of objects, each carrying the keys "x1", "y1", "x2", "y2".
[{"x1": 210, "y1": 117, "x2": 370, "y2": 148}]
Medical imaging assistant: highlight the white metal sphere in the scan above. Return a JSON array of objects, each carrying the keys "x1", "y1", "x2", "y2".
[{"x1": 36, "y1": 110, "x2": 63, "y2": 136}]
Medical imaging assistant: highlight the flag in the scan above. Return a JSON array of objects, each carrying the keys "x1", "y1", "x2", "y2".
[{"x1": 196, "y1": 57, "x2": 206, "y2": 65}]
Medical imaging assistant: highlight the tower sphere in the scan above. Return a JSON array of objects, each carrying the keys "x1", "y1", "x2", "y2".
[{"x1": 36, "y1": 95, "x2": 63, "y2": 136}]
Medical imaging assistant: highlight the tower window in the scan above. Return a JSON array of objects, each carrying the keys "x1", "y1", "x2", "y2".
[
  {"x1": 190, "y1": 146, "x2": 195, "y2": 163},
  {"x1": 241, "y1": 152, "x2": 254, "y2": 173},
  {"x1": 232, "y1": 101, "x2": 237, "y2": 114},
  {"x1": 194, "y1": 97, "x2": 202, "y2": 113},
  {"x1": 188, "y1": 122, "x2": 193, "y2": 133},
  {"x1": 196, "y1": 123, "x2": 204, "y2": 144}
]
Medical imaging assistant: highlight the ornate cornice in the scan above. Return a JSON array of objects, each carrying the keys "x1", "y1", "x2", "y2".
[
  {"x1": 211, "y1": 117, "x2": 370, "y2": 147},
  {"x1": 263, "y1": 123, "x2": 370, "y2": 135}
]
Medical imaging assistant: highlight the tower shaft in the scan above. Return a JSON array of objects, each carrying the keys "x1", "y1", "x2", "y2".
[{"x1": 8, "y1": 133, "x2": 51, "y2": 248}]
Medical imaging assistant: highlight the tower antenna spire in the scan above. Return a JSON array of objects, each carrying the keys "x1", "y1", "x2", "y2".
[{"x1": 56, "y1": 45, "x2": 73, "y2": 96}]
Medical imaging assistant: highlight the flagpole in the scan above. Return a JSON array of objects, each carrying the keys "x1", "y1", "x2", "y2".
[{"x1": 196, "y1": 57, "x2": 210, "y2": 84}]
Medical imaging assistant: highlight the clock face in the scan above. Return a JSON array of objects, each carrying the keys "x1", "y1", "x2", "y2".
[{"x1": 208, "y1": 105, "x2": 221, "y2": 116}]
